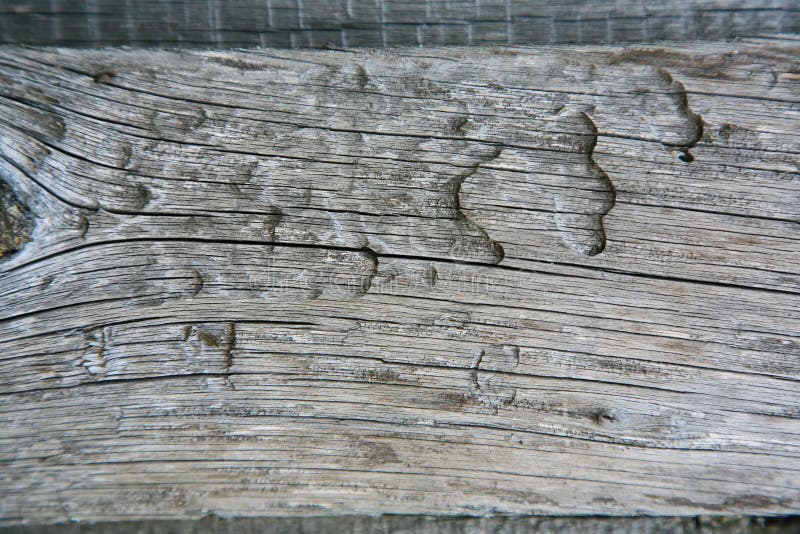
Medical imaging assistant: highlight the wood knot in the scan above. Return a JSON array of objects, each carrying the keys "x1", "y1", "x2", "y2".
[{"x1": 0, "y1": 179, "x2": 34, "y2": 260}]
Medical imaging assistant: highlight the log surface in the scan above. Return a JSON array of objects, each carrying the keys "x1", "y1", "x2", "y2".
[
  {"x1": 0, "y1": 40, "x2": 799, "y2": 524},
  {"x1": 0, "y1": 0, "x2": 798, "y2": 47}
]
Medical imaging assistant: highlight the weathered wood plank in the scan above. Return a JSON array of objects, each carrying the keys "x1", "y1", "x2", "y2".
[
  {"x1": 2, "y1": 514, "x2": 799, "y2": 534},
  {"x1": 0, "y1": 40, "x2": 799, "y2": 524},
  {"x1": 0, "y1": 0, "x2": 798, "y2": 47}
]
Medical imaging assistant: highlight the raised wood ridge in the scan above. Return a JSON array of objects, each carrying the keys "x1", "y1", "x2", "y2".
[{"x1": 0, "y1": 39, "x2": 799, "y2": 524}]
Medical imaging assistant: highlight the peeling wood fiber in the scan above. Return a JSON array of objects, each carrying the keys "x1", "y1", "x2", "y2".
[{"x1": 0, "y1": 40, "x2": 799, "y2": 524}]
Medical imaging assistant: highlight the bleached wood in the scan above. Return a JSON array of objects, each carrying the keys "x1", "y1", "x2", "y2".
[{"x1": 0, "y1": 40, "x2": 799, "y2": 524}]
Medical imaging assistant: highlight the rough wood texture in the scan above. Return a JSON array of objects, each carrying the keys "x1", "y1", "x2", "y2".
[
  {"x1": 0, "y1": 0, "x2": 798, "y2": 47},
  {"x1": 2, "y1": 515, "x2": 800, "y2": 534},
  {"x1": 0, "y1": 39, "x2": 799, "y2": 524}
]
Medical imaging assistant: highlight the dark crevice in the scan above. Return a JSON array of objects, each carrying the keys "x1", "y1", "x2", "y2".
[{"x1": 5, "y1": 233, "x2": 799, "y2": 300}]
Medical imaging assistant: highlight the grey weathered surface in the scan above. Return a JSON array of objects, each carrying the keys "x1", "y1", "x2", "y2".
[
  {"x1": 0, "y1": 0, "x2": 798, "y2": 47},
  {"x1": 0, "y1": 40, "x2": 799, "y2": 525},
  {"x1": 2, "y1": 514, "x2": 800, "y2": 533}
]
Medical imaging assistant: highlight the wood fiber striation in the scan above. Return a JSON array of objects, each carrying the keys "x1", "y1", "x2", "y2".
[{"x1": 0, "y1": 40, "x2": 798, "y2": 523}]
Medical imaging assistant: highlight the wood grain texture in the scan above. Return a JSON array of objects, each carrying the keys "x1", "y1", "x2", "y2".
[
  {"x1": 0, "y1": 0, "x2": 798, "y2": 47},
  {"x1": 0, "y1": 40, "x2": 799, "y2": 524},
  {"x1": 2, "y1": 514, "x2": 800, "y2": 534}
]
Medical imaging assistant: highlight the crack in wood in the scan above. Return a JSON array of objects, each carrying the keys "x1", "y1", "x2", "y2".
[
  {"x1": 0, "y1": 42, "x2": 798, "y2": 521},
  {"x1": 0, "y1": 50, "x2": 708, "y2": 268}
]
